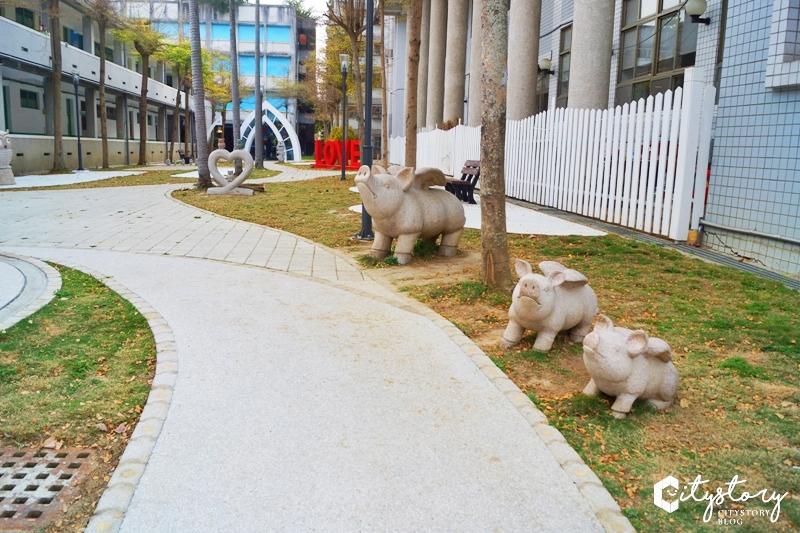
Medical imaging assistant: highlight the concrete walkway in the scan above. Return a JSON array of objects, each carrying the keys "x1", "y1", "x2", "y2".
[
  {"x1": 0, "y1": 172, "x2": 631, "y2": 532},
  {"x1": 0, "y1": 170, "x2": 145, "y2": 189},
  {"x1": 173, "y1": 161, "x2": 339, "y2": 183}
]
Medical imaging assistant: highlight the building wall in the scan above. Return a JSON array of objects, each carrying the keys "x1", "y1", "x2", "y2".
[
  {"x1": 704, "y1": 0, "x2": 800, "y2": 275},
  {"x1": 9, "y1": 135, "x2": 169, "y2": 174},
  {"x1": 390, "y1": 17, "x2": 407, "y2": 138}
]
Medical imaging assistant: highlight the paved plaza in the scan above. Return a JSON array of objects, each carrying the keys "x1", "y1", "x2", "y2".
[{"x1": 0, "y1": 166, "x2": 630, "y2": 532}]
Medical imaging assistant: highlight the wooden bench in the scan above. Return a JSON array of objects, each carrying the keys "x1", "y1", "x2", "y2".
[{"x1": 445, "y1": 160, "x2": 480, "y2": 204}]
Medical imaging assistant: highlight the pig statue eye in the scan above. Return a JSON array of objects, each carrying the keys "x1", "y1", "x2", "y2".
[{"x1": 384, "y1": 183, "x2": 391, "y2": 188}]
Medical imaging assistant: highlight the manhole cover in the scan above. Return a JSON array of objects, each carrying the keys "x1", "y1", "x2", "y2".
[{"x1": 0, "y1": 448, "x2": 97, "y2": 532}]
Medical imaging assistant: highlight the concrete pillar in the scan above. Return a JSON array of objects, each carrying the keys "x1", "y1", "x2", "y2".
[
  {"x1": 114, "y1": 41, "x2": 124, "y2": 65},
  {"x1": 416, "y1": 0, "x2": 431, "y2": 129},
  {"x1": 82, "y1": 16, "x2": 94, "y2": 54},
  {"x1": 44, "y1": 77, "x2": 55, "y2": 135},
  {"x1": 84, "y1": 87, "x2": 97, "y2": 137},
  {"x1": 568, "y1": 0, "x2": 614, "y2": 110},
  {"x1": 157, "y1": 106, "x2": 166, "y2": 141},
  {"x1": 0, "y1": 67, "x2": 6, "y2": 131},
  {"x1": 467, "y1": 0, "x2": 482, "y2": 126},
  {"x1": 115, "y1": 94, "x2": 126, "y2": 140},
  {"x1": 506, "y1": 0, "x2": 540, "y2": 120},
  {"x1": 442, "y1": 0, "x2": 469, "y2": 123},
  {"x1": 425, "y1": 0, "x2": 447, "y2": 127}
]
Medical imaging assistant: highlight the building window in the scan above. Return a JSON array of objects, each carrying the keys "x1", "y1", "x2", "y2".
[
  {"x1": 617, "y1": 0, "x2": 697, "y2": 105},
  {"x1": 557, "y1": 26, "x2": 571, "y2": 108},
  {"x1": 106, "y1": 106, "x2": 117, "y2": 121},
  {"x1": 15, "y1": 7, "x2": 35, "y2": 29},
  {"x1": 147, "y1": 114, "x2": 153, "y2": 126},
  {"x1": 20, "y1": 89, "x2": 39, "y2": 110}
]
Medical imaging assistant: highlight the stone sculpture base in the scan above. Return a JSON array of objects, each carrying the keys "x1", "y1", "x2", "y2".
[
  {"x1": 207, "y1": 186, "x2": 253, "y2": 196},
  {"x1": 0, "y1": 168, "x2": 15, "y2": 186}
]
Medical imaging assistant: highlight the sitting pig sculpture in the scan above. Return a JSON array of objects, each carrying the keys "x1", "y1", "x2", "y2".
[
  {"x1": 354, "y1": 165, "x2": 466, "y2": 264},
  {"x1": 582, "y1": 315, "x2": 679, "y2": 419},
  {"x1": 501, "y1": 260, "x2": 598, "y2": 351}
]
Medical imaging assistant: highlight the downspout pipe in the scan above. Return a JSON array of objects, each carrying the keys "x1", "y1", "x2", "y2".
[{"x1": 700, "y1": 219, "x2": 800, "y2": 247}]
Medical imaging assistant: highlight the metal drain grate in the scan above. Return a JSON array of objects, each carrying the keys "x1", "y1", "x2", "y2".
[{"x1": 0, "y1": 448, "x2": 97, "y2": 532}]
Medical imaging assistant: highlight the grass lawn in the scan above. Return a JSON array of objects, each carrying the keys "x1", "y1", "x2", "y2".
[
  {"x1": 174, "y1": 174, "x2": 800, "y2": 532},
  {"x1": 0, "y1": 264, "x2": 156, "y2": 531},
  {"x1": 4, "y1": 167, "x2": 280, "y2": 192}
]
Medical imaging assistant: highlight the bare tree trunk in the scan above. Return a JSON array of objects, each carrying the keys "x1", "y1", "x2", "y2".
[
  {"x1": 479, "y1": 0, "x2": 511, "y2": 288},
  {"x1": 380, "y1": 0, "x2": 388, "y2": 166},
  {"x1": 99, "y1": 19, "x2": 109, "y2": 168},
  {"x1": 170, "y1": 84, "x2": 181, "y2": 161},
  {"x1": 137, "y1": 50, "x2": 150, "y2": 165},
  {"x1": 348, "y1": 34, "x2": 365, "y2": 145},
  {"x1": 404, "y1": 0, "x2": 422, "y2": 167},
  {"x1": 189, "y1": 0, "x2": 211, "y2": 187},
  {"x1": 49, "y1": 0, "x2": 66, "y2": 172}
]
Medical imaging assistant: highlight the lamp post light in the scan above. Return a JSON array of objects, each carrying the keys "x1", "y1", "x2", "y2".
[
  {"x1": 72, "y1": 71, "x2": 84, "y2": 171},
  {"x1": 537, "y1": 57, "x2": 556, "y2": 77},
  {"x1": 685, "y1": 0, "x2": 711, "y2": 25},
  {"x1": 354, "y1": 0, "x2": 375, "y2": 241},
  {"x1": 340, "y1": 53, "x2": 349, "y2": 181}
]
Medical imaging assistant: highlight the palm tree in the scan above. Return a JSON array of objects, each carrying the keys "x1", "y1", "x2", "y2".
[
  {"x1": 85, "y1": 0, "x2": 119, "y2": 168},
  {"x1": 229, "y1": 0, "x2": 241, "y2": 168},
  {"x1": 158, "y1": 41, "x2": 192, "y2": 162},
  {"x1": 189, "y1": 0, "x2": 212, "y2": 187},
  {"x1": 48, "y1": 0, "x2": 66, "y2": 172},
  {"x1": 114, "y1": 21, "x2": 165, "y2": 165}
]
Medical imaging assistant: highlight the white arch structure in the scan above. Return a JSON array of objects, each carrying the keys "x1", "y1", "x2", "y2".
[{"x1": 240, "y1": 101, "x2": 302, "y2": 162}]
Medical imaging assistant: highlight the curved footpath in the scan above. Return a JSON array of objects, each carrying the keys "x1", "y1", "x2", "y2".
[{"x1": 0, "y1": 167, "x2": 632, "y2": 532}]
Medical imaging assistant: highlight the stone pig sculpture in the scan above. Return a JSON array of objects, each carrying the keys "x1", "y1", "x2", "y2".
[
  {"x1": 582, "y1": 315, "x2": 679, "y2": 419},
  {"x1": 354, "y1": 165, "x2": 466, "y2": 264},
  {"x1": 501, "y1": 260, "x2": 598, "y2": 352}
]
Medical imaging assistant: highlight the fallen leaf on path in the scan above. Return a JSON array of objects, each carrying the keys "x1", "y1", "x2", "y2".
[{"x1": 114, "y1": 423, "x2": 127, "y2": 434}]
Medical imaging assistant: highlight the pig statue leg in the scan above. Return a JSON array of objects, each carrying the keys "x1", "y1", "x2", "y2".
[
  {"x1": 439, "y1": 228, "x2": 463, "y2": 257},
  {"x1": 610, "y1": 393, "x2": 638, "y2": 419},
  {"x1": 583, "y1": 379, "x2": 600, "y2": 396},
  {"x1": 500, "y1": 320, "x2": 525, "y2": 349},
  {"x1": 394, "y1": 232, "x2": 420, "y2": 265},
  {"x1": 569, "y1": 314, "x2": 595, "y2": 344},
  {"x1": 369, "y1": 231, "x2": 393, "y2": 260},
  {"x1": 532, "y1": 330, "x2": 557, "y2": 352}
]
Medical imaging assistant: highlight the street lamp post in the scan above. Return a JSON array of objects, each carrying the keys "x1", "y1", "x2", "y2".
[
  {"x1": 340, "y1": 54, "x2": 349, "y2": 181},
  {"x1": 72, "y1": 72, "x2": 84, "y2": 171},
  {"x1": 354, "y1": 0, "x2": 375, "y2": 241}
]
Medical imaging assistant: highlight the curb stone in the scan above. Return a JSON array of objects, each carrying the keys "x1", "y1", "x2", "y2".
[
  {"x1": 15, "y1": 258, "x2": 179, "y2": 533},
  {"x1": 0, "y1": 252, "x2": 62, "y2": 330}
]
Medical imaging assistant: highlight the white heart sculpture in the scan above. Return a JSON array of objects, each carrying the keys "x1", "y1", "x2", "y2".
[{"x1": 207, "y1": 148, "x2": 255, "y2": 195}]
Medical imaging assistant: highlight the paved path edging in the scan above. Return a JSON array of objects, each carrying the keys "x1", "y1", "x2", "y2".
[
  {"x1": 32, "y1": 259, "x2": 178, "y2": 533},
  {"x1": 0, "y1": 253, "x2": 62, "y2": 331}
]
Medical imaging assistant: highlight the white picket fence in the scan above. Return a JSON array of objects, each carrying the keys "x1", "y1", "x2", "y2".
[{"x1": 388, "y1": 67, "x2": 716, "y2": 241}]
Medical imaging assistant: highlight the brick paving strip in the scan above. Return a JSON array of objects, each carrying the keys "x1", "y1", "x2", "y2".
[{"x1": 0, "y1": 169, "x2": 633, "y2": 533}]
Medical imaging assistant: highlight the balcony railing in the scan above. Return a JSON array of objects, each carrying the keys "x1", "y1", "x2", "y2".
[{"x1": 0, "y1": 17, "x2": 180, "y2": 107}]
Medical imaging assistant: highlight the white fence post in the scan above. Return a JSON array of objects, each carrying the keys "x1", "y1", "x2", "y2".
[
  {"x1": 690, "y1": 85, "x2": 717, "y2": 231},
  {"x1": 668, "y1": 66, "x2": 705, "y2": 241}
]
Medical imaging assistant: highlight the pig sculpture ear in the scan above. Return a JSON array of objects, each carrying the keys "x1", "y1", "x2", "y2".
[
  {"x1": 547, "y1": 270, "x2": 566, "y2": 287},
  {"x1": 372, "y1": 165, "x2": 388, "y2": 175},
  {"x1": 396, "y1": 167, "x2": 416, "y2": 192},
  {"x1": 626, "y1": 330, "x2": 649, "y2": 357},
  {"x1": 515, "y1": 259, "x2": 533, "y2": 278},
  {"x1": 594, "y1": 314, "x2": 614, "y2": 332}
]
